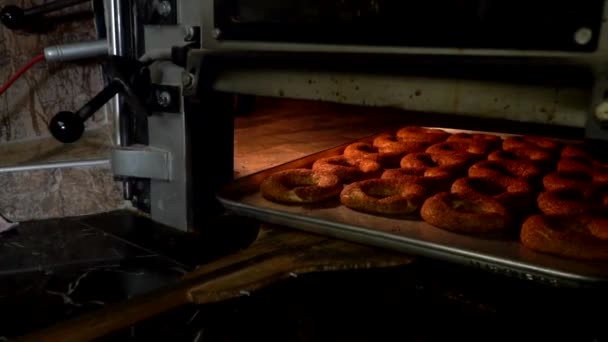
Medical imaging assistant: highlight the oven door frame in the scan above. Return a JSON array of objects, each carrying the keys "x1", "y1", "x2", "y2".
[{"x1": 199, "y1": 0, "x2": 608, "y2": 62}]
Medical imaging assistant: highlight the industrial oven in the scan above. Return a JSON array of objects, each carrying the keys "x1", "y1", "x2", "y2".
[{"x1": 41, "y1": 0, "x2": 608, "y2": 288}]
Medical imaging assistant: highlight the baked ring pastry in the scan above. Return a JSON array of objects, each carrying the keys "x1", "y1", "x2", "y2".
[
  {"x1": 447, "y1": 132, "x2": 501, "y2": 145},
  {"x1": 503, "y1": 136, "x2": 560, "y2": 152},
  {"x1": 557, "y1": 157, "x2": 593, "y2": 175},
  {"x1": 343, "y1": 141, "x2": 402, "y2": 167},
  {"x1": 451, "y1": 176, "x2": 533, "y2": 212},
  {"x1": 560, "y1": 143, "x2": 608, "y2": 162},
  {"x1": 426, "y1": 141, "x2": 488, "y2": 156},
  {"x1": 561, "y1": 144, "x2": 592, "y2": 160},
  {"x1": 400, "y1": 152, "x2": 472, "y2": 174},
  {"x1": 396, "y1": 126, "x2": 449, "y2": 144},
  {"x1": 592, "y1": 165, "x2": 608, "y2": 188},
  {"x1": 373, "y1": 133, "x2": 429, "y2": 155},
  {"x1": 537, "y1": 189, "x2": 599, "y2": 216},
  {"x1": 543, "y1": 171, "x2": 592, "y2": 191},
  {"x1": 340, "y1": 178, "x2": 427, "y2": 215},
  {"x1": 493, "y1": 148, "x2": 554, "y2": 166},
  {"x1": 312, "y1": 155, "x2": 381, "y2": 183},
  {"x1": 261, "y1": 169, "x2": 342, "y2": 204},
  {"x1": 343, "y1": 142, "x2": 380, "y2": 162},
  {"x1": 521, "y1": 215, "x2": 608, "y2": 260},
  {"x1": 447, "y1": 133, "x2": 502, "y2": 152},
  {"x1": 381, "y1": 168, "x2": 453, "y2": 194},
  {"x1": 588, "y1": 218, "x2": 608, "y2": 240},
  {"x1": 469, "y1": 160, "x2": 543, "y2": 181},
  {"x1": 420, "y1": 192, "x2": 512, "y2": 233}
]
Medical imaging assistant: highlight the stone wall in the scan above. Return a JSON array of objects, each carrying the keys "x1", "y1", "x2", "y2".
[
  {"x1": 0, "y1": 1, "x2": 126, "y2": 221},
  {"x1": 0, "y1": 0, "x2": 108, "y2": 143},
  {"x1": 0, "y1": 165, "x2": 127, "y2": 222}
]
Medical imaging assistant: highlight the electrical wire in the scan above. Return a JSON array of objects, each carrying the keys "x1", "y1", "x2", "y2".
[{"x1": 0, "y1": 54, "x2": 46, "y2": 97}]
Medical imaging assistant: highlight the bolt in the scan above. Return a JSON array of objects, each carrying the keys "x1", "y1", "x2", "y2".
[
  {"x1": 212, "y1": 28, "x2": 221, "y2": 39},
  {"x1": 574, "y1": 27, "x2": 593, "y2": 45},
  {"x1": 595, "y1": 101, "x2": 608, "y2": 123},
  {"x1": 184, "y1": 26, "x2": 196, "y2": 42},
  {"x1": 157, "y1": 1, "x2": 172, "y2": 17},
  {"x1": 156, "y1": 91, "x2": 172, "y2": 108},
  {"x1": 182, "y1": 72, "x2": 194, "y2": 88}
]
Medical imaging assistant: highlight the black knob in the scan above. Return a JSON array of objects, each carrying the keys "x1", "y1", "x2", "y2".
[
  {"x1": 0, "y1": 6, "x2": 25, "y2": 30},
  {"x1": 49, "y1": 80, "x2": 124, "y2": 143},
  {"x1": 49, "y1": 111, "x2": 84, "y2": 144}
]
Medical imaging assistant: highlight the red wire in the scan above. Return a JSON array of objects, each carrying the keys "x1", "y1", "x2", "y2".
[{"x1": 0, "y1": 54, "x2": 46, "y2": 97}]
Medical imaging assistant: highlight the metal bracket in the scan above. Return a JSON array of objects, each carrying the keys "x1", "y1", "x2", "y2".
[{"x1": 111, "y1": 145, "x2": 172, "y2": 181}]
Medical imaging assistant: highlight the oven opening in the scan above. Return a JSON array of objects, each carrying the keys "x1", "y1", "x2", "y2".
[
  {"x1": 215, "y1": 86, "x2": 608, "y2": 288},
  {"x1": 232, "y1": 96, "x2": 584, "y2": 179}
]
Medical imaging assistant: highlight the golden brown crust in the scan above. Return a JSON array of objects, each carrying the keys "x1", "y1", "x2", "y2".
[
  {"x1": 400, "y1": 152, "x2": 472, "y2": 174},
  {"x1": 451, "y1": 176, "x2": 533, "y2": 212},
  {"x1": 260, "y1": 169, "x2": 342, "y2": 204},
  {"x1": 520, "y1": 215, "x2": 608, "y2": 260},
  {"x1": 396, "y1": 126, "x2": 449, "y2": 144},
  {"x1": 469, "y1": 160, "x2": 543, "y2": 181},
  {"x1": 340, "y1": 178, "x2": 427, "y2": 215},
  {"x1": 537, "y1": 189, "x2": 598, "y2": 216},
  {"x1": 373, "y1": 133, "x2": 429, "y2": 155},
  {"x1": 543, "y1": 171, "x2": 592, "y2": 192},
  {"x1": 312, "y1": 155, "x2": 381, "y2": 183},
  {"x1": 420, "y1": 192, "x2": 512, "y2": 233}
]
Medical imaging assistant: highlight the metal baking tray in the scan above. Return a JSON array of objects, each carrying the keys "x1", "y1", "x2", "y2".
[{"x1": 218, "y1": 129, "x2": 608, "y2": 288}]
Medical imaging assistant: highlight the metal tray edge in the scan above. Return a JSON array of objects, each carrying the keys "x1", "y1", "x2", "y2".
[{"x1": 218, "y1": 197, "x2": 608, "y2": 288}]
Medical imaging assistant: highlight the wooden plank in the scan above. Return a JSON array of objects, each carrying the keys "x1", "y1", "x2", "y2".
[
  {"x1": 188, "y1": 227, "x2": 414, "y2": 304},
  {"x1": 16, "y1": 225, "x2": 414, "y2": 342}
]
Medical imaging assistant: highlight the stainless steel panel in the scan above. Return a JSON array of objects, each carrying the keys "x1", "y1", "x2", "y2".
[
  {"x1": 111, "y1": 146, "x2": 172, "y2": 181},
  {"x1": 213, "y1": 68, "x2": 589, "y2": 128},
  {"x1": 148, "y1": 113, "x2": 189, "y2": 231},
  {"x1": 198, "y1": 0, "x2": 608, "y2": 61}
]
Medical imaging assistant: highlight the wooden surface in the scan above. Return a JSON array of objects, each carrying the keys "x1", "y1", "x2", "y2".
[
  {"x1": 17, "y1": 225, "x2": 414, "y2": 342},
  {"x1": 234, "y1": 99, "x2": 411, "y2": 177},
  {"x1": 187, "y1": 227, "x2": 413, "y2": 304}
]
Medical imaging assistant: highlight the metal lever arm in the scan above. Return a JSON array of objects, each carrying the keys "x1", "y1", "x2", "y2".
[
  {"x1": 49, "y1": 81, "x2": 124, "y2": 143},
  {"x1": 0, "y1": 0, "x2": 89, "y2": 30},
  {"x1": 48, "y1": 55, "x2": 150, "y2": 144}
]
